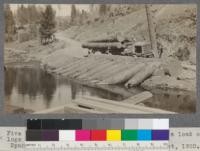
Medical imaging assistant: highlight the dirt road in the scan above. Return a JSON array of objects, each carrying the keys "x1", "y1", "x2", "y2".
[{"x1": 55, "y1": 32, "x2": 88, "y2": 58}]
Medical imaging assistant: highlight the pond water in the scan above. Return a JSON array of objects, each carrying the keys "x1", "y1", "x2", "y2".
[{"x1": 4, "y1": 66, "x2": 196, "y2": 113}]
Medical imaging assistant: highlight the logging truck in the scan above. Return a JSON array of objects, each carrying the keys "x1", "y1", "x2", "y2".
[{"x1": 82, "y1": 40, "x2": 154, "y2": 58}]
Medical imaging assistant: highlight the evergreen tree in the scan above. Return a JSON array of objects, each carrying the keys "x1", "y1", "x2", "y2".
[
  {"x1": 70, "y1": 4, "x2": 77, "y2": 24},
  {"x1": 89, "y1": 4, "x2": 94, "y2": 13},
  {"x1": 99, "y1": 4, "x2": 107, "y2": 16},
  {"x1": 39, "y1": 5, "x2": 56, "y2": 35},
  {"x1": 5, "y1": 4, "x2": 15, "y2": 41},
  {"x1": 17, "y1": 5, "x2": 28, "y2": 25},
  {"x1": 27, "y1": 5, "x2": 40, "y2": 24}
]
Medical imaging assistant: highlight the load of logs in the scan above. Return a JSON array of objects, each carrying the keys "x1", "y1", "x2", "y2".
[
  {"x1": 81, "y1": 37, "x2": 132, "y2": 55},
  {"x1": 49, "y1": 55, "x2": 160, "y2": 88}
]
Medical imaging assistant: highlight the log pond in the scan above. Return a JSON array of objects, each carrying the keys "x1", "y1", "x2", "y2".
[{"x1": 4, "y1": 66, "x2": 196, "y2": 113}]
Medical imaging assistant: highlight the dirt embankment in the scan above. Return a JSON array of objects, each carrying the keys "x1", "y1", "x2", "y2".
[
  {"x1": 4, "y1": 39, "x2": 66, "y2": 65},
  {"x1": 63, "y1": 5, "x2": 196, "y2": 63}
]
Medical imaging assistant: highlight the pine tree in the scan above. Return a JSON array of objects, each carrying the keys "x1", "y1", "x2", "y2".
[
  {"x1": 39, "y1": 5, "x2": 56, "y2": 35},
  {"x1": 70, "y1": 4, "x2": 77, "y2": 24},
  {"x1": 89, "y1": 4, "x2": 94, "y2": 13},
  {"x1": 17, "y1": 5, "x2": 28, "y2": 26},
  {"x1": 5, "y1": 4, "x2": 15, "y2": 41},
  {"x1": 27, "y1": 5, "x2": 40, "y2": 24},
  {"x1": 99, "y1": 4, "x2": 107, "y2": 16}
]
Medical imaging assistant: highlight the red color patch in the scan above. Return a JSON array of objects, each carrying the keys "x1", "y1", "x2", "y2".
[{"x1": 91, "y1": 130, "x2": 106, "y2": 141}]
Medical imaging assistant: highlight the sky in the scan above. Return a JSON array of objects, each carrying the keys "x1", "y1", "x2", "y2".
[{"x1": 10, "y1": 4, "x2": 90, "y2": 17}]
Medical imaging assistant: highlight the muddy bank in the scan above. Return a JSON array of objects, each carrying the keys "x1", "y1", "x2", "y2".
[{"x1": 141, "y1": 75, "x2": 196, "y2": 92}]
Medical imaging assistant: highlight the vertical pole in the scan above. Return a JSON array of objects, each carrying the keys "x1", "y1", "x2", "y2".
[{"x1": 145, "y1": 4, "x2": 158, "y2": 58}]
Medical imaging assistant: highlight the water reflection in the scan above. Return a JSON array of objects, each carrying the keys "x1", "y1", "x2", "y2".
[
  {"x1": 5, "y1": 67, "x2": 16, "y2": 96},
  {"x1": 5, "y1": 67, "x2": 124, "y2": 112},
  {"x1": 143, "y1": 89, "x2": 196, "y2": 113},
  {"x1": 5, "y1": 66, "x2": 196, "y2": 113}
]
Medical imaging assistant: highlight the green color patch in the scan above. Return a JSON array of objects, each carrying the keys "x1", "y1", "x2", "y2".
[{"x1": 121, "y1": 130, "x2": 137, "y2": 141}]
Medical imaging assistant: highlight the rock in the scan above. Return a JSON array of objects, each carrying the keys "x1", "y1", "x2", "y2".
[
  {"x1": 181, "y1": 61, "x2": 196, "y2": 71},
  {"x1": 153, "y1": 66, "x2": 165, "y2": 76},
  {"x1": 141, "y1": 75, "x2": 196, "y2": 92},
  {"x1": 161, "y1": 58, "x2": 182, "y2": 77},
  {"x1": 177, "y1": 69, "x2": 196, "y2": 80}
]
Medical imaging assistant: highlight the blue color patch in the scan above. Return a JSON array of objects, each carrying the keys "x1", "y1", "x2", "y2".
[{"x1": 137, "y1": 130, "x2": 152, "y2": 140}]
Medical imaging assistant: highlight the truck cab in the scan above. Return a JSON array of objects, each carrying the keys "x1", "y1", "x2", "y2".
[{"x1": 133, "y1": 42, "x2": 154, "y2": 58}]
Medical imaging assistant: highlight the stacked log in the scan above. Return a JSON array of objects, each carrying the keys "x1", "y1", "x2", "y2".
[
  {"x1": 82, "y1": 42, "x2": 124, "y2": 49},
  {"x1": 78, "y1": 61, "x2": 116, "y2": 80},
  {"x1": 93, "y1": 63, "x2": 133, "y2": 81},
  {"x1": 45, "y1": 55, "x2": 162, "y2": 88},
  {"x1": 72, "y1": 60, "x2": 109, "y2": 78},
  {"x1": 63, "y1": 58, "x2": 103, "y2": 77},
  {"x1": 99, "y1": 63, "x2": 146, "y2": 84},
  {"x1": 87, "y1": 63, "x2": 124, "y2": 81},
  {"x1": 87, "y1": 37, "x2": 118, "y2": 43},
  {"x1": 125, "y1": 62, "x2": 160, "y2": 88}
]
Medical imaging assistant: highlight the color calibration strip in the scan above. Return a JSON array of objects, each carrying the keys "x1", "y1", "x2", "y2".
[
  {"x1": 26, "y1": 129, "x2": 169, "y2": 141},
  {"x1": 26, "y1": 119, "x2": 169, "y2": 141}
]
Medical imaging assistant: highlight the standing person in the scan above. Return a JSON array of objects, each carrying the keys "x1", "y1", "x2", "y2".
[{"x1": 157, "y1": 42, "x2": 163, "y2": 58}]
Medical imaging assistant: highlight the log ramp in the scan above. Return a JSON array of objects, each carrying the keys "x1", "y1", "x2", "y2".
[
  {"x1": 50, "y1": 54, "x2": 160, "y2": 87},
  {"x1": 38, "y1": 55, "x2": 174, "y2": 114}
]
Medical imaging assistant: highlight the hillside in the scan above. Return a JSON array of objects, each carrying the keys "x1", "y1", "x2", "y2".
[{"x1": 63, "y1": 4, "x2": 196, "y2": 63}]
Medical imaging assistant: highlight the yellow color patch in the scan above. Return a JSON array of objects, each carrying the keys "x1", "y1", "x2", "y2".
[{"x1": 106, "y1": 130, "x2": 121, "y2": 141}]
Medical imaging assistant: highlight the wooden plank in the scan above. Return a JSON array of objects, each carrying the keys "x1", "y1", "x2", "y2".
[
  {"x1": 74, "y1": 98, "x2": 151, "y2": 113},
  {"x1": 64, "y1": 104, "x2": 103, "y2": 113},
  {"x1": 83, "y1": 96, "x2": 175, "y2": 114},
  {"x1": 34, "y1": 103, "x2": 103, "y2": 114},
  {"x1": 34, "y1": 106, "x2": 66, "y2": 114},
  {"x1": 123, "y1": 91, "x2": 153, "y2": 104}
]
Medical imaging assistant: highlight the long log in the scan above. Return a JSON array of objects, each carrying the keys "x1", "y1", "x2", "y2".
[
  {"x1": 82, "y1": 42, "x2": 125, "y2": 50},
  {"x1": 73, "y1": 60, "x2": 113, "y2": 78},
  {"x1": 78, "y1": 61, "x2": 116, "y2": 80},
  {"x1": 82, "y1": 96, "x2": 175, "y2": 114},
  {"x1": 57, "y1": 55, "x2": 101, "y2": 74},
  {"x1": 86, "y1": 63, "x2": 124, "y2": 81},
  {"x1": 52, "y1": 58, "x2": 79, "y2": 72},
  {"x1": 60, "y1": 57, "x2": 102, "y2": 75},
  {"x1": 99, "y1": 63, "x2": 146, "y2": 84},
  {"x1": 74, "y1": 98, "x2": 147, "y2": 113},
  {"x1": 125, "y1": 63, "x2": 157, "y2": 88},
  {"x1": 93, "y1": 63, "x2": 132, "y2": 81},
  {"x1": 62, "y1": 57, "x2": 106, "y2": 77},
  {"x1": 71, "y1": 59, "x2": 110, "y2": 78},
  {"x1": 96, "y1": 84, "x2": 133, "y2": 97},
  {"x1": 123, "y1": 91, "x2": 153, "y2": 104},
  {"x1": 96, "y1": 61, "x2": 139, "y2": 81},
  {"x1": 87, "y1": 36, "x2": 119, "y2": 43},
  {"x1": 56, "y1": 59, "x2": 84, "y2": 74}
]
